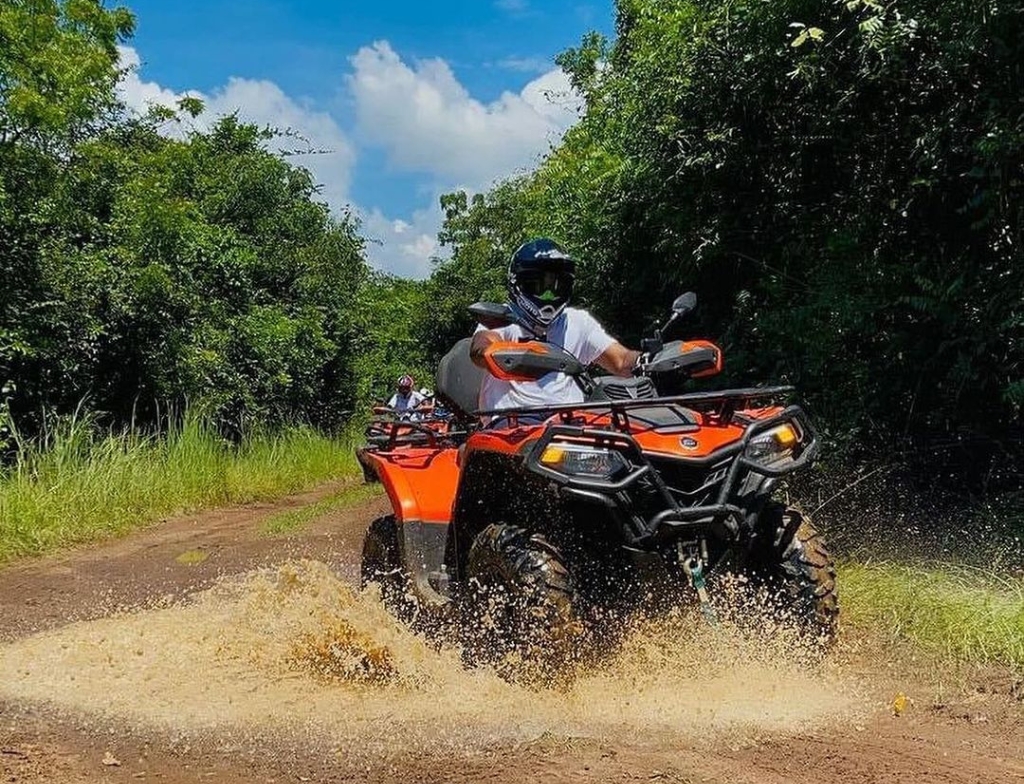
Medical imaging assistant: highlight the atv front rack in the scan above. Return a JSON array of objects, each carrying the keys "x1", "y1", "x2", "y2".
[
  {"x1": 521, "y1": 401, "x2": 818, "y2": 546},
  {"x1": 475, "y1": 385, "x2": 795, "y2": 425}
]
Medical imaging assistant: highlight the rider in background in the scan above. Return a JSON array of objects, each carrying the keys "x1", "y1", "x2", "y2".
[
  {"x1": 470, "y1": 238, "x2": 640, "y2": 412},
  {"x1": 387, "y1": 375, "x2": 427, "y2": 417}
]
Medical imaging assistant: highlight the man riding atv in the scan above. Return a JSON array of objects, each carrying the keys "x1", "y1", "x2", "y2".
[
  {"x1": 358, "y1": 240, "x2": 838, "y2": 681},
  {"x1": 471, "y1": 238, "x2": 640, "y2": 414},
  {"x1": 386, "y1": 374, "x2": 428, "y2": 417},
  {"x1": 363, "y1": 375, "x2": 444, "y2": 456}
]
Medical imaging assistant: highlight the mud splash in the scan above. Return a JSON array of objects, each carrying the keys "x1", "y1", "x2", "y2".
[{"x1": 0, "y1": 560, "x2": 861, "y2": 756}]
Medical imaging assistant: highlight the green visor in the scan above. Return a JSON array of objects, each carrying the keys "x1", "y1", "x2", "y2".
[{"x1": 518, "y1": 270, "x2": 572, "y2": 303}]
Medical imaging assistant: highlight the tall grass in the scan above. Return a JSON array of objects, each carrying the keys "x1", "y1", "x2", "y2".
[
  {"x1": 0, "y1": 413, "x2": 362, "y2": 562},
  {"x1": 841, "y1": 561, "x2": 1024, "y2": 670}
]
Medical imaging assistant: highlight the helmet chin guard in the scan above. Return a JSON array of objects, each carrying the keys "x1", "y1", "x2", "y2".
[{"x1": 508, "y1": 299, "x2": 552, "y2": 336}]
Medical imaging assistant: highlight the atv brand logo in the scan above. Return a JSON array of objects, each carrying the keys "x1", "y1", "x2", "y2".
[{"x1": 680, "y1": 436, "x2": 698, "y2": 449}]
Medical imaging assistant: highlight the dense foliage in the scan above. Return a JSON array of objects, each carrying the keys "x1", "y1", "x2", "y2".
[
  {"x1": 3, "y1": 0, "x2": 1023, "y2": 485},
  {"x1": 1, "y1": 0, "x2": 369, "y2": 436},
  {"x1": 426, "y1": 0, "x2": 1024, "y2": 476}
]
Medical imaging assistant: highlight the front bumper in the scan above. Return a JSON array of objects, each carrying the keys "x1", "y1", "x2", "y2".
[{"x1": 522, "y1": 405, "x2": 818, "y2": 546}]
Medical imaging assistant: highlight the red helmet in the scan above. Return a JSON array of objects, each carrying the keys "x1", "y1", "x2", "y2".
[{"x1": 397, "y1": 374, "x2": 414, "y2": 392}]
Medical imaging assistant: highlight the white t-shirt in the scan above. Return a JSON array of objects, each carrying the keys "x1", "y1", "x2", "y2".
[
  {"x1": 476, "y1": 307, "x2": 616, "y2": 412},
  {"x1": 387, "y1": 390, "x2": 426, "y2": 413}
]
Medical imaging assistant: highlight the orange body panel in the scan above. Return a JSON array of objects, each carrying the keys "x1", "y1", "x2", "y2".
[
  {"x1": 462, "y1": 406, "x2": 757, "y2": 463},
  {"x1": 572, "y1": 410, "x2": 744, "y2": 458},
  {"x1": 737, "y1": 405, "x2": 785, "y2": 420},
  {"x1": 462, "y1": 426, "x2": 543, "y2": 460},
  {"x1": 629, "y1": 423, "x2": 743, "y2": 458},
  {"x1": 364, "y1": 447, "x2": 461, "y2": 524}
]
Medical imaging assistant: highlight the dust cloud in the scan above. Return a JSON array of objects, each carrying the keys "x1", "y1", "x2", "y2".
[{"x1": 0, "y1": 560, "x2": 861, "y2": 757}]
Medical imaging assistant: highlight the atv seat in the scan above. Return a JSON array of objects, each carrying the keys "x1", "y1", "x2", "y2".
[{"x1": 435, "y1": 337, "x2": 486, "y2": 421}]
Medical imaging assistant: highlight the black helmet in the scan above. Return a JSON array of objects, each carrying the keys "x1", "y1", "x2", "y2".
[{"x1": 507, "y1": 238, "x2": 575, "y2": 334}]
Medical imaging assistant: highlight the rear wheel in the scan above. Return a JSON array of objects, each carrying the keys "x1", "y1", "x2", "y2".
[
  {"x1": 361, "y1": 515, "x2": 416, "y2": 623},
  {"x1": 750, "y1": 504, "x2": 839, "y2": 642},
  {"x1": 464, "y1": 523, "x2": 579, "y2": 682}
]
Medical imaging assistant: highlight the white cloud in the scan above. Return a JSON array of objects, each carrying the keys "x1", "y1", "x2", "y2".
[
  {"x1": 495, "y1": 0, "x2": 528, "y2": 12},
  {"x1": 116, "y1": 46, "x2": 356, "y2": 211},
  {"x1": 521, "y1": 68, "x2": 583, "y2": 126},
  {"x1": 348, "y1": 41, "x2": 579, "y2": 189},
  {"x1": 358, "y1": 199, "x2": 445, "y2": 280},
  {"x1": 116, "y1": 42, "x2": 582, "y2": 280},
  {"x1": 117, "y1": 47, "x2": 184, "y2": 112}
]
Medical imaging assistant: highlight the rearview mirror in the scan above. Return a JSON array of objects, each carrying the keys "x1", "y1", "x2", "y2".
[
  {"x1": 672, "y1": 292, "x2": 697, "y2": 317},
  {"x1": 657, "y1": 291, "x2": 699, "y2": 341},
  {"x1": 468, "y1": 301, "x2": 515, "y2": 330}
]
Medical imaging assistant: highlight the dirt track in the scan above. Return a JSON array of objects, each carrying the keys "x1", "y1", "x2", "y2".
[{"x1": 0, "y1": 483, "x2": 1021, "y2": 783}]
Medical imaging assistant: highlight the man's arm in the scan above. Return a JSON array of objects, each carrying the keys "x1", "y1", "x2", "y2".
[
  {"x1": 474, "y1": 318, "x2": 638, "y2": 376},
  {"x1": 470, "y1": 330, "x2": 501, "y2": 368},
  {"x1": 595, "y1": 342, "x2": 641, "y2": 377}
]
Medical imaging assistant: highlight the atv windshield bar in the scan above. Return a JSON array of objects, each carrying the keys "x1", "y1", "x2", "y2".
[{"x1": 474, "y1": 385, "x2": 794, "y2": 420}]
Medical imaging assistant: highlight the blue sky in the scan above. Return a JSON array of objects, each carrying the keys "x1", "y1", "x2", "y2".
[{"x1": 117, "y1": 0, "x2": 614, "y2": 277}]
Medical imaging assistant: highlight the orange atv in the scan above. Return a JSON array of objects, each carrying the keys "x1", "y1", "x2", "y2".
[
  {"x1": 357, "y1": 294, "x2": 837, "y2": 669},
  {"x1": 357, "y1": 395, "x2": 467, "y2": 480}
]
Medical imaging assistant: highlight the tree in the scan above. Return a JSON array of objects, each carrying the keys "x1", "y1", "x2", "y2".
[
  {"x1": 429, "y1": 0, "x2": 1024, "y2": 477},
  {"x1": 0, "y1": 0, "x2": 134, "y2": 150},
  {"x1": 1, "y1": 0, "x2": 135, "y2": 434}
]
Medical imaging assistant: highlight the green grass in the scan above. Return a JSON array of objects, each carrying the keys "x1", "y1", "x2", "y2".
[
  {"x1": 261, "y1": 482, "x2": 382, "y2": 535},
  {"x1": 840, "y1": 561, "x2": 1024, "y2": 670},
  {"x1": 0, "y1": 413, "x2": 363, "y2": 563}
]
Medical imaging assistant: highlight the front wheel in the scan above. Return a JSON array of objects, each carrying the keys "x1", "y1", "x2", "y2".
[
  {"x1": 463, "y1": 523, "x2": 580, "y2": 682},
  {"x1": 750, "y1": 504, "x2": 839, "y2": 643}
]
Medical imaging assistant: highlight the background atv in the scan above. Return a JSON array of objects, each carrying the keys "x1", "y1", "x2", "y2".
[
  {"x1": 357, "y1": 398, "x2": 464, "y2": 482},
  {"x1": 358, "y1": 294, "x2": 837, "y2": 676}
]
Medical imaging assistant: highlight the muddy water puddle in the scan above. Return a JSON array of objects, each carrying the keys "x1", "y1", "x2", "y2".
[{"x1": 0, "y1": 560, "x2": 862, "y2": 756}]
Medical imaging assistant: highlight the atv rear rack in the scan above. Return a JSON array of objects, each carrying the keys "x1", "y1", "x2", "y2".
[{"x1": 363, "y1": 415, "x2": 471, "y2": 452}]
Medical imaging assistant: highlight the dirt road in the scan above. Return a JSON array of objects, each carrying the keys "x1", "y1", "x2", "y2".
[{"x1": 0, "y1": 483, "x2": 1021, "y2": 783}]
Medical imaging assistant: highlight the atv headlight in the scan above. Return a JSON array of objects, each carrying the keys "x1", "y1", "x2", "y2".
[
  {"x1": 539, "y1": 443, "x2": 630, "y2": 479},
  {"x1": 745, "y1": 423, "x2": 800, "y2": 467}
]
